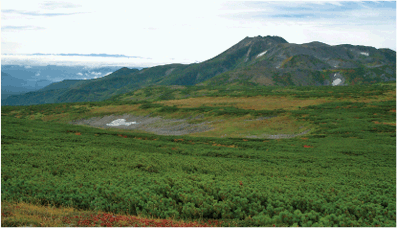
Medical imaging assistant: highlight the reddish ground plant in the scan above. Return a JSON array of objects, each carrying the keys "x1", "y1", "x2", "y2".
[{"x1": 62, "y1": 213, "x2": 222, "y2": 227}]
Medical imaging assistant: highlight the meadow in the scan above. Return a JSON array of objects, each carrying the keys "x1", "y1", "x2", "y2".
[{"x1": 1, "y1": 82, "x2": 396, "y2": 227}]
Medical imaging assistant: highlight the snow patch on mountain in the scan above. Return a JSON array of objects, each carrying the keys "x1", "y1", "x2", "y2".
[
  {"x1": 256, "y1": 51, "x2": 267, "y2": 58},
  {"x1": 332, "y1": 78, "x2": 342, "y2": 86},
  {"x1": 106, "y1": 119, "x2": 136, "y2": 126}
]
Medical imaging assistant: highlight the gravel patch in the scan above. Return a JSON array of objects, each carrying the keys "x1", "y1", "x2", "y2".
[
  {"x1": 70, "y1": 114, "x2": 310, "y2": 139},
  {"x1": 70, "y1": 114, "x2": 213, "y2": 136}
]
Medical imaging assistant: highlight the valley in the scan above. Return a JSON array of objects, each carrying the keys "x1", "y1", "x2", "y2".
[
  {"x1": 2, "y1": 0, "x2": 396, "y2": 226},
  {"x1": 1, "y1": 82, "x2": 396, "y2": 227}
]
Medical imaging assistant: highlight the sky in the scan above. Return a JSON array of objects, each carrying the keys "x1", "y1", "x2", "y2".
[{"x1": 1, "y1": 0, "x2": 396, "y2": 68}]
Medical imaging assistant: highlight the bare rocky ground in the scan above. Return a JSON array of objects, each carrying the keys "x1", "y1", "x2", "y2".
[
  {"x1": 70, "y1": 114, "x2": 310, "y2": 139},
  {"x1": 70, "y1": 114, "x2": 213, "y2": 136}
]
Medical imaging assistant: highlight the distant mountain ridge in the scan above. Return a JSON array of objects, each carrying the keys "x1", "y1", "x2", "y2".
[
  {"x1": 2, "y1": 35, "x2": 395, "y2": 106},
  {"x1": 1, "y1": 65, "x2": 130, "y2": 103}
]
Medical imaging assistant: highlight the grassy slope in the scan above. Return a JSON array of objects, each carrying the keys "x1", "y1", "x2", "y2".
[{"x1": 1, "y1": 82, "x2": 396, "y2": 227}]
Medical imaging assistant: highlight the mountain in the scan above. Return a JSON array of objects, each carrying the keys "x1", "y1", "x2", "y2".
[
  {"x1": 1, "y1": 65, "x2": 128, "y2": 99},
  {"x1": 1, "y1": 71, "x2": 53, "y2": 94},
  {"x1": 204, "y1": 40, "x2": 396, "y2": 86},
  {"x1": 2, "y1": 35, "x2": 395, "y2": 106},
  {"x1": 1, "y1": 72, "x2": 39, "y2": 100},
  {"x1": 158, "y1": 36, "x2": 289, "y2": 85},
  {"x1": 38, "y1": 79, "x2": 86, "y2": 92}
]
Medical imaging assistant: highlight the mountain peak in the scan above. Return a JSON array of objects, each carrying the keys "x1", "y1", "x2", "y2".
[
  {"x1": 262, "y1": 35, "x2": 288, "y2": 43},
  {"x1": 244, "y1": 35, "x2": 288, "y2": 44},
  {"x1": 302, "y1": 41, "x2": 329, "y2": 47}
]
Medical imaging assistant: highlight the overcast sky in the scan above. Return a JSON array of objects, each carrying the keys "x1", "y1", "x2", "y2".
[{"x1": 1, "y1": 0, "x2": 396, "y2": 67}]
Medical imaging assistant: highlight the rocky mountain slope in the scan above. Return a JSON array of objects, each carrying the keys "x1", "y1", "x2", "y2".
[
  {"x1": 3, "y1": 35, "x2": 395, "y2": 106},
  {"x1": 204, "y1": 39, "x2": 395, "y2": 86}
]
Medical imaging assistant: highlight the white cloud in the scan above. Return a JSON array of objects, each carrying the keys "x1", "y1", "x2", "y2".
[
  {"x1": 90, "y1": 71, "x2": 102, "y2": 76},
  {"x1": 328, "y1": 1, "x2": 343, "y2": 7},
  {"x1": 40, "y1": 1, "x2": 81, "y2": 10},
  {"x1": 76, "y1": 72, "x2": 83, "y2": 76},
  {"x1": 24, "y1": 65, "x2": 32, "y2": 68},
  {"x1": 35, "y1": 72, "x2": 40, "y2": 76},
  {"x1": 1, "y1": 53, "x2": 181, "y2": 67}
]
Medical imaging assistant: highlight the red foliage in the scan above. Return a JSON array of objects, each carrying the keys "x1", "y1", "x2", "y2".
[
  {"x1": 64, "y1": 213, "x2": 222, "y2": 227},
  {"x1": 303, "y1": 145, "x2": 313, "y2": 148}
]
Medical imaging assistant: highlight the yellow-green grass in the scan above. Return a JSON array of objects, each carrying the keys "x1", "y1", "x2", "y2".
[
  {"x1": 6, "y1": 85, "x2": 395, "y2": 139},
  {"x1": 1, "y1": 201, "x2": 222, "y2": 227},
  {"x1": 1, "y1": 201, "x2": 77, "y2": 227},
  {"x1": 191, "y1": 114, "x2": 310, "y2": 138},
  {"x1": 156, "y1": 95, "x2": 328, "y2": 111}
]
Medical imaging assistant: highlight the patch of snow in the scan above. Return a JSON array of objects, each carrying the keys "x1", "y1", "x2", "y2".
[
  {"x1": 360, "y1": 52, "x2": 369, "y2": 56},
  {"x1": 256, "y1": 50, "x2": 267, "y2": 58},
  {"x1": 332, "y1": 78, "x2": 342, "y2": 86},
  {"x1": 106, "y1": 119, "x2": 136, "y2": 126},
  {"x1": 334, "y1": 73, "x2": 337, "y2": 77}
]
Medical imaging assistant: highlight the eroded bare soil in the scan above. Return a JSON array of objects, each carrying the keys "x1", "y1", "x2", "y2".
[
  {"x1": 70, "y1": 114, "x2": 310, "y2": 139},
  {"x1": 70, "y1": 114, "x2": 213, "y2": 136}
]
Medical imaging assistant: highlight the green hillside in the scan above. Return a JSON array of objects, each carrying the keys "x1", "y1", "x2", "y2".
[
  {"x1": 2, "y1": 82, "x2": 396, "y2": 227},
  {"x1": 2, "y1": 36, "x2": 395, "y2": 106}
]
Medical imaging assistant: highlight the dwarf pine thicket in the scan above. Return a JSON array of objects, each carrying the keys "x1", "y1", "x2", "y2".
[{"x1": 1, "y1": 82, "x2": 396, "y2": 227}]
